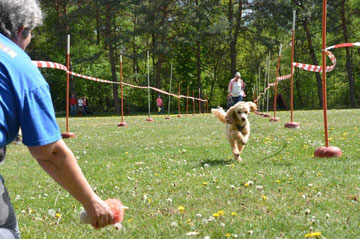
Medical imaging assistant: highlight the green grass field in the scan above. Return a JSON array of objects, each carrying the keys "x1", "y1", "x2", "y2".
[{"x1": 3, "y1": 109, "x2": 360, "y2": 238}]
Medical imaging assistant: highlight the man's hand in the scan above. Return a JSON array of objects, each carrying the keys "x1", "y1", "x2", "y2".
[{"x1": 83, "y1": 195, "x2": 114, "y2": 229}]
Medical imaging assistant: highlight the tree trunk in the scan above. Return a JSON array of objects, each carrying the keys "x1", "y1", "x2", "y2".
[
  {"x1": 340, "y1": 0, "x2": 356, "y2": 107},
  {"x1": 105, "y1": 4, "x2": 120, "y2": 114},
  {"x1": 228, "y1": 0, "x2": 243, "y2": 77},
  {"x1": 303, "y1": 19, "x2": 323, "y2": 108}
]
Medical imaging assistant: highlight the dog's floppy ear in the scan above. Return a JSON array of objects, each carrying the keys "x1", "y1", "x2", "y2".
[
  {"x1": 225, "y1": 106, "x2": 236, "y2": 124},
  {"x1": 248, "y1": 102, "x2": 257, "y2": 112}
]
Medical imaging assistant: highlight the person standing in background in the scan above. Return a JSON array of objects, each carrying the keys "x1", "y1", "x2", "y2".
[
  {"x1": 228, "y1": 72, "x2": 245, "y2": 106},
  {"x1": 70, "y1": 94, "x2": 77, "y2": 116}
]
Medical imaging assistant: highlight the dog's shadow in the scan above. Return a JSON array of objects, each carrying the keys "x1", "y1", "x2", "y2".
[{"x1": 199, "y1": 158, "x2": 232, "y2": 167}]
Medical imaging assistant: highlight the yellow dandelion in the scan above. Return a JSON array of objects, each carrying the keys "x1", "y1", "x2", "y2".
[
  {"x1": 217, "y1": 210, "x2": 224, "y2": 216},
  {"x1": 244, "y1": 183, "x2": 249, "y2": 187},
  {"x1": 305, "y1": 232, "x2": 321, "y2": 238},
  {"x1": 303, "y1": 145, "x2": 309, "y2": 149},
  {"x1": 202, "y1": 182, "x2": 208, "y2": 186},
  {"x1": 276, "y1": 180, "x2": 280, "y2": 184},
  {"x1": 55, "y1": 213, "x2": 61, "y2": 218},
  {"x1": 127, "y1": 219, "x2": 133, "y2": 222},
  {"x1": 343, "y1": 132, "x2": 348, "y2": 136},
  {"x1": 231, "y1": 212, "x2": 237, "y2": 216},
  {"x1": 154, "y1": 173, "x2": 159, "y2": 176},
  {"x1": 329, "y1": 137, "x2": 333, "y2": 141},
  {"x1": 231, "y1": 164, "x2": 235, "y2": 168},
  {"x1": 225, "y1": 233, "x2": 231, "y2": 238},
  {"x1": 148, "y1": 198, "x2": 152, "y2": 203},
  {"x1": 289, "y1": 177, "x2": 293, "y2": 181},
  {"x1": 213, "y1": 213, "x2": 220, "y2": 218},
  {"x1": 178, "y1": 206, "x2": 185, "y2": 213},
  {"x1": 318, "y1": 172, "x2": 322, "y2": 176},
  {"x1": 262, "y1": 195, "x2": 267, "y2": 200},
  {"x1": 125, "y1": 152, "x2": 128, "y2": 155},
  {"x1": 29, "y1": 209, "x2": 34, "y2": 214}
]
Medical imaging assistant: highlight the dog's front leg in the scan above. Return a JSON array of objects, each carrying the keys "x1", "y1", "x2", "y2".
[
  {"x1": 235, "y1": 132, "x2": 247, "y2": 145},
  {"x1": 229, "y1": 140, "x2": 242, "y2": 162}
]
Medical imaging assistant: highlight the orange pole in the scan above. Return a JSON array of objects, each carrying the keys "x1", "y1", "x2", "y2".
[
  {"x1": 193, "y1": 90, "x2": 196, "y2": 115},
  {"x1": 120, "y1": 55, "x2": 124, "y2": 123},
  {"x1": 273, "y1": 44, "x2": 282, "y2": 119},
  {"x1": 186, "y1": 86, "x2": 189, "y2": 115},
  {"x1": 198, "y1": 88, "x2": 201, "y2": 114},
  {"x1": 66, "y1": 35, "x2": 70, "y2": 132},
  {"x1": 321, "y1": 0, "x2": 329, "y2": 147}
]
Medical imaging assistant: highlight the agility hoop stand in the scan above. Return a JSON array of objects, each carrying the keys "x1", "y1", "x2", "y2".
[
  {"x1": 270, "y1": 44, "x2": 282, "y2": 122},
  {"x1": 118, "y1": 55, "x2": 127, "y2": 127},
  {"x1": 263, "y1": 52, "x2": 271, "y2": 118},
  {"x1": 192, "y1": 90, "x2": 196, "y2": 116},
  {"x1": 177, "y1": 83, "x2": 182, "y2": 117},
  {"x1": 62, "y1": 35, "x2": 76, "y2": 139},
  {"x1": 284, "y1": 10, "x2": 300, "y2": 129},
  {"x1": 145, "y1": 51, "x2": 154, "y2": 122},
  {"x1": 314, "y1": 0, "x2": 342, "y2": 158},
  {"x1": 165, "y1": 63, "x2": 173, "y2": 120}
]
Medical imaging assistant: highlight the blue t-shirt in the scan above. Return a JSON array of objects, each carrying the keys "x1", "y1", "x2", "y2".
[{"x1": 0, "y1": 33, "x2": 61, "y2": 147}]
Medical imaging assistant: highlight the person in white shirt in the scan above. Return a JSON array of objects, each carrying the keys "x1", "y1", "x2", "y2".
[
  {"x1": 77, "y1": 98, "x2": 84, "y2": 114},
  {"x1": 228, "y1": 72, "x2": 246, "y2": 107}
]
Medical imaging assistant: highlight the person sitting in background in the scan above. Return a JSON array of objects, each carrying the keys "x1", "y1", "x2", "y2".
[
  {"x1": 70, "y1": 94, "x2": 77, "y2": 116},
  {"x1": 156, "y1": 95, "x2": 164, "y2": 114},
  {"x1": 0, "y1": 1, "x2": 114, "y2": 237}
]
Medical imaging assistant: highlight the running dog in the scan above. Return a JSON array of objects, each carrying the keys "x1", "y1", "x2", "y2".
[{"x1": 211, "y1": 101, "x2": 257, "y2": 162}]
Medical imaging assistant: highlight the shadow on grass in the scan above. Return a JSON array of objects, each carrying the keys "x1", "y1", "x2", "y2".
[{"x1": 199, "y1": 158, "x2": 232, "y2": 167}]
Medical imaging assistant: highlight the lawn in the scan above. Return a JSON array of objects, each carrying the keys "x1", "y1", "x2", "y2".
[{"x1": 3, "y1": 109, "x2": 360, "y2": 238}]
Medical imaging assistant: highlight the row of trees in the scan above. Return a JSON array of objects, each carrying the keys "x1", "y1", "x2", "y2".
[{"x1": 29, "y1": 0, "x2": 360, "y2": 113}]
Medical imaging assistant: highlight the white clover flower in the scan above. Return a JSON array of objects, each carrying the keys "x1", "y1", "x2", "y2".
[
  {"x1": 305, "y1": 209, "x2": 311, "y2": 215},
  {"x1": 166, "y1": 198, "x2": 173, "y2": 203},
  {"x1": 170, "y1": 221, "x2": 178, "y2": 227}
]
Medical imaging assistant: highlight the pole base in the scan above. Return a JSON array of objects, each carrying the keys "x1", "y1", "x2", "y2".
[
  {"x1": 284, "y1": 122, "x2": 300, "y2": 128},
  {"x1": 61, "y1": 132, "x2": 76, "y2": 139},
  {"x1": 118, "y1": 122, "x2": 128, "y2": 127},
  {"x1": 270, "y1": 117, "x2": 280, "y2": 122},
  {"x1": 146, "y1": 118, "x2": 154, "y2": 122},
  {"x1": 165, "y1": 116, "x2": 171, "y2": 119},
  {"x1": 263, "y1": 113, "x2": 271, "y2": 117},
  {"x1": 177, "y1": 115, "x2": 182, "y2": 118},
  {"x1": 314, "y1": 146, "x2": 342, "y2": 158}
]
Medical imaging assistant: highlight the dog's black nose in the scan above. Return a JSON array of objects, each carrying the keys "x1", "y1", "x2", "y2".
[{"x1": 241, "y1": 117, "x2": 246, "y2": 121}]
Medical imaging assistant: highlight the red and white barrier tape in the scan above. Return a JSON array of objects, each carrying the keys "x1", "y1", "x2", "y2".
[
  {"x1": 32, "y1": 60, "x2": 207, "y2": 102},
  {"x1": 292, "y1": 50, "x2": 336, "y2": 73},
  {"x1": 276, "y1": 74, "x2": 291, "y2": 81}
]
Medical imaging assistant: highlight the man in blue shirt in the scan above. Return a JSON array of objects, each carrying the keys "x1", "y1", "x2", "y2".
[{"x1": 0, "y1": 1, "x2": 114, "y2": 237}]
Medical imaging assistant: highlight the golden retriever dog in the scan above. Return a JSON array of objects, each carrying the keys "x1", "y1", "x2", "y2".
[{"x1": 211, "y1": 101, "x2": 257, "y2": 162}]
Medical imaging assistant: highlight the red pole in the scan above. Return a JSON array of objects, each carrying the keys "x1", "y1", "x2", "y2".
[
  {"x1": 193, "y1": 90, "x2": 196, "y2": 115},
  {"x1": 314, "y1": 0, "x2": 342, "y2": 157},
  {"x1": 322, "y1": 0, "x2": 329, "y2": 148},
  {"x1": 66, "y1": 43, "x2": 70, "y2": 132},
  {"x1": 118, "y1": 55, "x2": 127, "y2": 127},
  {"x1": 177, "y1": 83, "x2": 181, "y2": 117},
  {"x1": 270, "y1": 44, "x2": 282, "y2": 122},
  {"x1": 198, "y1": 88, "x2": 201, "y2": 114},
  {"x1": 186, "y1": 86, "x2": 189, "y2": 116},
  {"x1": 61, "y1": 35, "x2": 75, "y2": 138}
]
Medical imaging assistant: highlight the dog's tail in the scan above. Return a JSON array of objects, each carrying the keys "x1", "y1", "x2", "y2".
[{"x1": 211, "y1": 107, "x2": 226, "y2": 124}]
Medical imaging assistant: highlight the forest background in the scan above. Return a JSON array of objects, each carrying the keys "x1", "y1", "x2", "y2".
[{"x1": 28, "y1": 0, "x2": 360, "y2": 114}]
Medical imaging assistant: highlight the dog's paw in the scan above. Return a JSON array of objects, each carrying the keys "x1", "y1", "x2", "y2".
[{"x1": 234, "y1": 154, "x2": 242, "y2": 162}]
